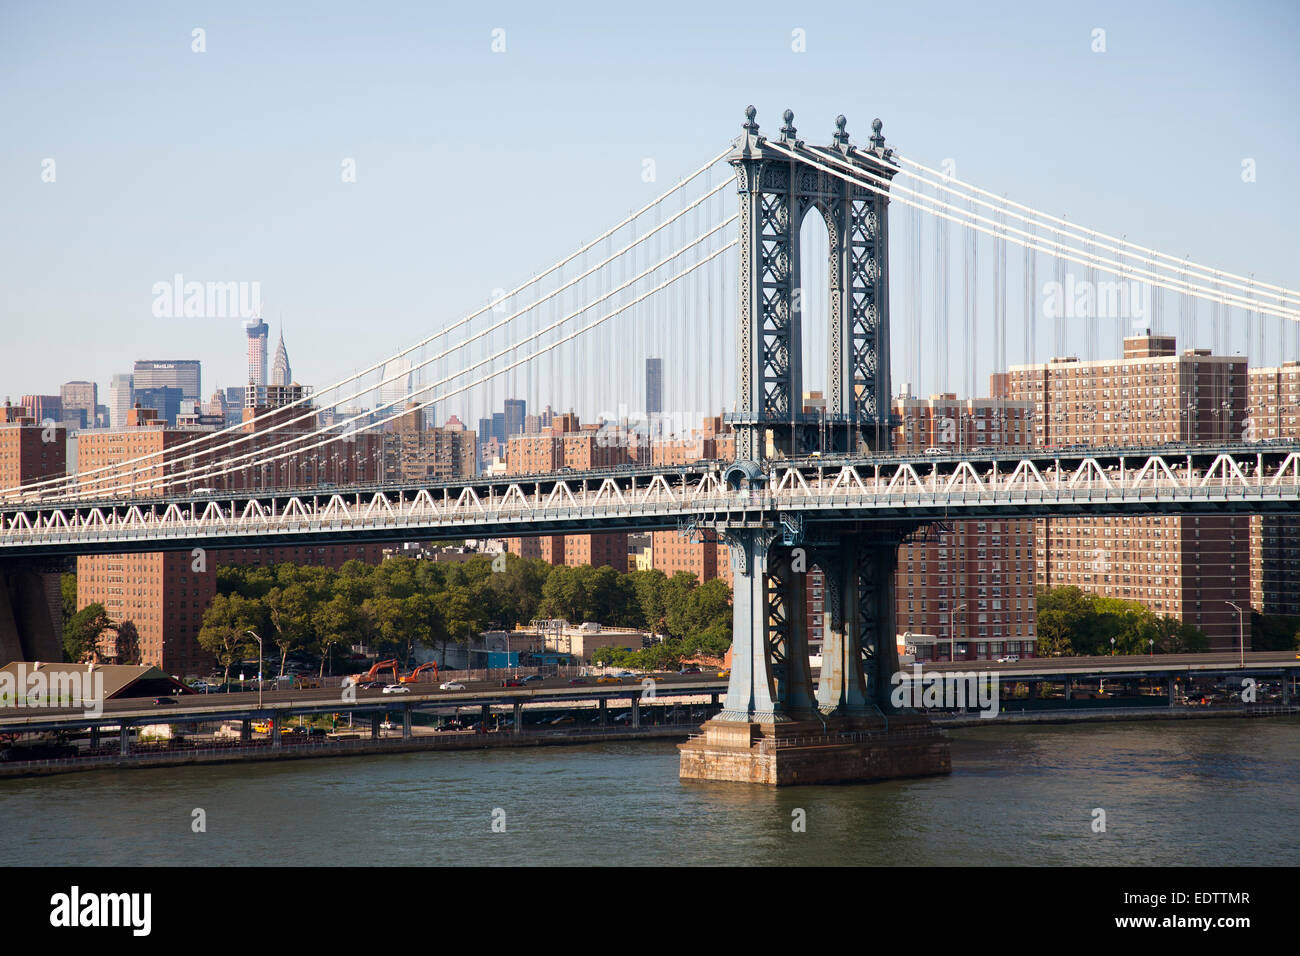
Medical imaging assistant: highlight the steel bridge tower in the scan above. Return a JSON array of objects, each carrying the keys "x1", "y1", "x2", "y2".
[{"x1": 681, "y1": 108, "x2": 950, "y2": 785}]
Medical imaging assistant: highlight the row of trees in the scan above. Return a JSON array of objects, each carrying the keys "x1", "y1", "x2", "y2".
[
  {"x1": 198, "y1": 554, "x2": 734, "y2": 684},
  {"x1": 1035, "y1": 586, "x2": 1210, "y2": 656}
]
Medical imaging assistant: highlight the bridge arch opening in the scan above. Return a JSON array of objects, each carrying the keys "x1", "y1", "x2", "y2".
[{"x1": 798, "y1": 203, "x2": 833, "y2": 452}]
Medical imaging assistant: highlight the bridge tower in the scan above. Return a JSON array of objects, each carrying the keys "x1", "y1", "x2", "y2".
[{"x1": 680, "y1": 108, "x2": 950, "y2": 785}]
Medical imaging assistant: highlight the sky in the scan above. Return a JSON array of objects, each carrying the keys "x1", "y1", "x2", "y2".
[{"x1": 1, "y1": 0, "x2": 1297, "y2": 419}]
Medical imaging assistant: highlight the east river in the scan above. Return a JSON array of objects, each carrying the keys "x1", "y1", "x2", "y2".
[{"x1": 3, "y1": 718, "x2": 1296, "y2": 866}]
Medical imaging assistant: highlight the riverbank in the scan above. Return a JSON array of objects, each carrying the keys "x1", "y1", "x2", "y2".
[{"x1": 2, "y1": 702, "x2": 1296, "y2": 779}]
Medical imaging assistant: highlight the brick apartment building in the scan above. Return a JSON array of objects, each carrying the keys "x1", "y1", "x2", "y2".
[
  {"x1": 892, "y1": 391, "x2": 1038, "y2": 661},
  {"x1": 383, "y1": 403, "x2": 477, "y2": 483},
  {"x1": 75, "y1": 401, "x2": 385, "y2": 675},
  {"x1": 504, "y1": 417, "x2": 631, "y2": 570},
  {"x1": 1247, "y1": 362, "x2": 1300, "y2": 617},
  {"x1": 0, "y1": 409, "x2": 68, "y2": 661},
  {"x1": 648, "y1": 416, "x2": 734, "y2": 587},
  {"x1": 1001, "y1": 334, "x2": 1250, "y2": 649}
]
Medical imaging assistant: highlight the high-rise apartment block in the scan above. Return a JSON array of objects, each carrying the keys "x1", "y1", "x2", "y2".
[
  {"x1": 1001, "y1": 334, "x2": 1249, "y2": 649},
  {"x1": 648, "y1": 415, "x2": 734, "y2": 587},
  {"x1": 892, "y1": 391, "x2": 1039, "y2": 660},
  {"x1": 383, "y1": 404, "x2": 477, "y2": 482},
  {"x1": 1247, "y1": 362, "x2": 1300, "y2": 616},
  {"x1": 505, "y1": 417, "x2": 629, "y2": 570}
]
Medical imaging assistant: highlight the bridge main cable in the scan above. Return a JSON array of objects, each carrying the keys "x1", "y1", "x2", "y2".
[
  {"x1": 766, "y1": 141, "x2": 1300, "y2": 321},
  {"x1": 891, "y1": 153, "x2": 1300, "y2": 309}
]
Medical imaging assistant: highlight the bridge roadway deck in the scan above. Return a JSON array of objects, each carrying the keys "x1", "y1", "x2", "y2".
[{"x1": 1, "y1": 442, "x2": 1298, "y2": 557}]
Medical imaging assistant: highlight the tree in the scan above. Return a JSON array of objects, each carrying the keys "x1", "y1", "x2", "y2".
[
  {"x1": 264, "y1": 584, "x2": 314, "y2": 675},
  {"x1": 539, "y1": 565, "x2": 587, "y2": 622},
  {"x1": 60, "y1": 573, "x2": 77, "y2": 631},
  {"x1": 435, "y1": 586, "x2": 477, "y2": 663},
  {"x1": 1250, "y1": 612, "x2": 1300, "y2": 652},
  {"x1": 662, "y1": 572, "x2": 699, "y2": 639},
  {"x1": 64, "y1": 603, "x2": 113, "y2": 662},
  {"x1": 198, "y1": 593, "x2": 259, "y2": 686},
  {"x1": 113, "y1": 620, "x2": 142, "y2": 665},
  {"x1": 313, "y1": 594, "x2": 360, "y2": 677}
]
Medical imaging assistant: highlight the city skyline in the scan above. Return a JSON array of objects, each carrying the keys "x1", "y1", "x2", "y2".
[{"x1": 2, "y1": 3, "x2": 1297, "y2": 405}]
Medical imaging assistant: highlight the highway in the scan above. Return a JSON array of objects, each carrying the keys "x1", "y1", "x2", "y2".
[
  {"x1": 2, "y1": 652, "x2": 1295, "y2": 733},
  {"x1": 916, "y1": 650, "x2": 1300, "y2": 678},
  {"x1": 0, "y1": 671, "x2": 729, "y2": 731}
]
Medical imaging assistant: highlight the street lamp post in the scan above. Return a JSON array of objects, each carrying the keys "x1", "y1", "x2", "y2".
[
  {"x1": 950, "y1": 603, "x2": 967, "y2": 663},
  {"x1": 1226, "y1": 601, "x2": 1245, "y2": 668},
  {"x1": 245, "y1": 629, "x2": 263, "y2": 709}
]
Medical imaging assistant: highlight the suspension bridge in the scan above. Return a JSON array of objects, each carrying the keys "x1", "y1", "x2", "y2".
[{"x1": 2, "y1": 107, "x2": 1297, "y2": 783}]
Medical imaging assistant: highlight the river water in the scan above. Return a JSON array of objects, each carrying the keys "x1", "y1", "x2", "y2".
[{"x1": 2, "y1": 718, "x2": 1296, "y2": 866}]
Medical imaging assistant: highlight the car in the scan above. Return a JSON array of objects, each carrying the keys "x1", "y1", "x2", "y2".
[
  {"x1": 924, "y1": 446, "x2": 945, "y2": 456},
  {"x1": 380, "y1": 720, "x2": 396, "y2": 730},
  {"x1": 717, "y1": 668, "x2": 731, "y2": 678},
  {"x1": 502, "y1": 678, "x2": 525, "y2": 688},
  {"x1": 439, "y1": 681, "x2": 466, "y2": 691},
  {"x1": 359, "y1": 680, "x2": 386, "y2": 690},
  {"x1": 381, "y1": 684, "x2": 410, "y2": 694},
  {"x1": 616, "y1": 671, "x2": 636, "y2": 678},
  {"x1": 568, "y1": 677, "x2": 589, "y2": 685},
  {"x1": 596, "y1": 675, "x2": 621, "y2": 684},
  {"x1": 306, "y1": 727, "x2": 327, "y2": 737},
  {"x1": 521, "y1": 674, "x2": 544, "y2": 684},
  {"x1": 995, "y1": 655, "x2": 1020, "y2": 663},
  {"x1": 678, "y1": 666, "x2": 702, "y2": 675},
  {"x1": 152, "y1": 697, "x2": 175, "y2": 705}
]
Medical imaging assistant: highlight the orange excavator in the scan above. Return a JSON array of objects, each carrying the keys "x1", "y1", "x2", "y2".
[
  {"x1": 400, "y1": 662, "x2": 439, "y2": 684},
  {"x1": 345, "y1": 659, "x2": 400, "y2": 686}
]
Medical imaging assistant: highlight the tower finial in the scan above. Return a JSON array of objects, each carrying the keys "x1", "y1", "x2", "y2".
[
  {"x1": 780, "y1": 109, "x2": 797, "y2": 143},
  {"x1": 833, "y1": 114, "x2": 849, "y2": 147},
  {"x1": 743, "y1": 105, "x2": 758, "y2": 131},
  {"x1": 870, "y1": 117, "x2": 885, "y2": 149}
]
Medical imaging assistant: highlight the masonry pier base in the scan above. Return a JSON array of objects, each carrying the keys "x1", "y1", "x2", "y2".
[{"x1": 678, "y1": 713, "x2": 950, "y2": 786}]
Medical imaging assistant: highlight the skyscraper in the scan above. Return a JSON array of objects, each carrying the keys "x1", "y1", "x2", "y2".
[
  {"x1": 59, "y1": 381, "x2": 97, "y2": 430},
  {"x1": 503, "y1": 398, "x2": 526, "y2": 438},
  {"x1": 108, "y1": 374, "x2": 133, "y2": 429},
  {"x1": 646, "y1": 358, "x2": 663, "y2": 416},
  {"x1": 270, "y1": 327, "x2": 292, "y2": 387},
  {"x1": 245, "y1": 318, "x2": 270, "y2": 388},
  {"x1": 378, "y1": 357, "x2": 412, "y2": 415},
  {"x1": 133, "y1": 360, "x2": 201, "y2": 402}
]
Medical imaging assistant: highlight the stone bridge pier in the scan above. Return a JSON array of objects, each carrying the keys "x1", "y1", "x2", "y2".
[{"x1": 679, "y1": 519, "x2": 951, "y2": 785}]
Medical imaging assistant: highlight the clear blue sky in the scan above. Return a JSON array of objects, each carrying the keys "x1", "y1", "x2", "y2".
[{"x1": 1, "y1": 0, "x2": 1296, "y2": 411}]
